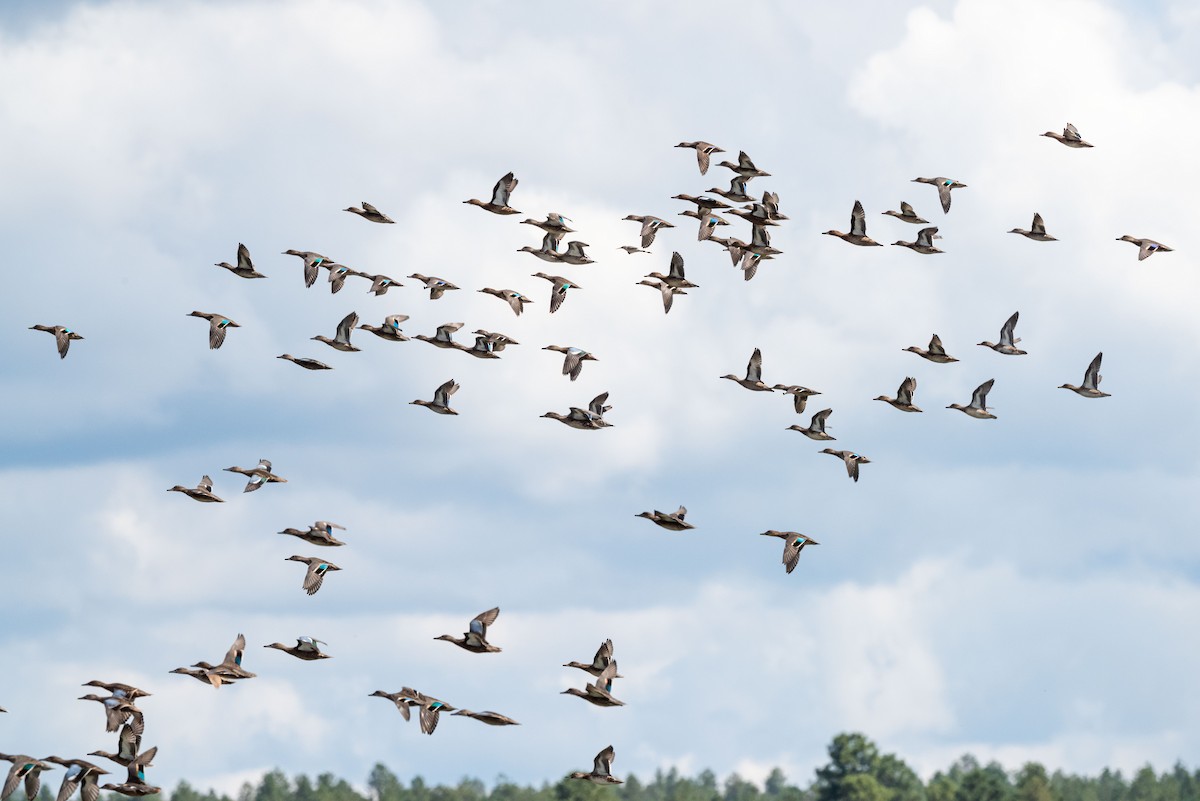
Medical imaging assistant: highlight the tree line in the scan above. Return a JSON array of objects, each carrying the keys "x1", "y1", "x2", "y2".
[{"x1": 69, "y1": 733, "x2": 1197, "y2": 801}]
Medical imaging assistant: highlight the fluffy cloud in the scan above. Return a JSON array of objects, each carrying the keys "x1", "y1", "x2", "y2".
[{"x1": 2, "y1": 0, "x2": 1199, "y2": 794}]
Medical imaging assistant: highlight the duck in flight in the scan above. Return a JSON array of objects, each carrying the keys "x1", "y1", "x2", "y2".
[
  {"x1": 1041, "y1": 122, "x2": 1093, "y2": 148},
  {"x1": 675, "y1": 141, "x2": 725, "y2": 175},
  {"x1": 787, "y1": 408, "x2": 835, "y2": 441},
  {"x1": 947, "y1": 379, "x2": 997, "y2": 419},
  {"x1": 820, "y1": 449, "x2": 870, "y2": 482},
  {"x1": 436, "y1": 607, "x2": 502, "y2": 653},
  {"x1": 760, "y1": 530, "x2": 819, "y2": 574},
  {"x1": 1059, "y1": 352, "x2": 1110, "y2": 398},
  {"x1": 215, "y1": 243, "x2": 265, "y2": 279},
  {"x1": 343, "y1": 201, "x2": 394, "y2": 223},
  {"x1": 904, "y1": 334, "x2": 958, "y2": 363},
  {"x1": 1009, "y1": 213, "x2": 1057, "y2": 241},
  {"x1": 912, "y1": 176, "x2": 967, "y2": 213},
  {"x1": 823, "y1": 200, "x2": 882, "y2": 246},
  {"x1": 978, "y1": 312, "x2": 1027, "y2": 355},
  {"x1": 722, "y1": 348, "x2": 773, "y2": 391},
  {"x1": 29, "y1": 324, "x2": 83, "y2": 359},
  {"x1": 463, "y1": 171, "x2": 519, "y2": 215}
]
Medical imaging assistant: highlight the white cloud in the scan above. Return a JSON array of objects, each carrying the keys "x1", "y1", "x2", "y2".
[{"x1": 3, "y1": 0, "x2": 1200, "y2": 793}]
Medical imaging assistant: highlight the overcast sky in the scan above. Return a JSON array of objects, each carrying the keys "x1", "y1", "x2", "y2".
[{"x1": 2, "y1": 0, "x2": 1199, "y2": 796}]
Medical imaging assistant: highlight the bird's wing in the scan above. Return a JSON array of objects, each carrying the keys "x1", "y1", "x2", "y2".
[
  {"x1": 812, "y1": 408, "x2": 832, "y2": 431},
  {"x1": 472, "y1": 607, "x2": 500, "y2": 635},
  {"x1": 24, "y1": 768, "x2": 43, "y2": 801},
  {"x1": 916, "y1": 226, "x2": 938, "y2": 247},
  {"x1": 56, "y1": 773, "x2": 80, "y2": 801},
  {"x1": 491, "y1": 172, "x2": 517, "y2": 206},
  {"x1": 433, "y1": 379, "x2": 459, "y2": 406},
  {"x1": 661, "y1": 284, "x2": 675, "y2": 313},
  {"x1": 55, "y1": 328, "x2": 72, "y2": 358},
  {"x1": 783, "y1": 539, "x2": 802, "y2": 573},
  {"x1": 972, "y1": 379, "x2": 995, "y2": 409},
  {"x1": 549, "y1": 283, "x2": 567, "y2": 313},
  {"x1": 850, "y1": 200, "x2": 867, "y2": 237},
  {"x1": 303, "y1": 562, "x2": 326, "y2": 594},
  {"x1": 209, "y1": 319, "x2": 227, "y2": 350},
  {"x1": 419, "y1": 705, "x2": 440, "y2": 735},
  {"x1": 222, "y1": 633, "x2": 246, "y2": 667},
  {"x1": 335, "y1": 312, "x2": 359, "y2": 344},
  {"x1": 747, "y1": 348, "x2": 763, "y2": 382},
  {"x1": 198, "y1": 475, "x2": 214, "y2": 492},
  {"x1": 938, "y1": 182, "x2": 952, "y2": 212},
  {"x1": 1031, "y1": 213, "x2": 1046, "y2": 235},
  {"x1": 1064, "y1": 123, "x2": 1081, "y2": 140},
  {"x1": 897, "y1": 376, "x2": 917, "y2": 405},
  {"x1": 928, "y1": 334, "x2": 946, "y2": 355},
  {"x1": 669, "y1": 251, "x2": 685, "y2": 279},
  {"x1": 1000, "y1": 312, "x2": 1019, "y2": 347},
  {"x1": 594, "y1": 639, "x2": 614, "y2": 667},
  {"x1": 4, "y1": 764, "x2": 23, "y2": 801},
  {"x1": 900, "y1": 201, "x2": 916, "y2": 215},
  {"x1": 589, "y1": 392, "x2": 610, "y2": 416},
  {"x1": 1083, "y1": 352, "x2": 1103, "y2": 389},
  {"x1": 595, "y1": 746, "x2": 616, "y2": 776},
  {"x1": 362, "y1": 202, "x2": 380, "y2": 214},
  {"x1": 562, "y1": 350, "x2": 582, "y2": 379},
  {"x1": 675, "y1": 505, "x2": 687, "y2": 520},
  {"x1": 236, "y1": 243, "x2": 253, "y2": 271}
]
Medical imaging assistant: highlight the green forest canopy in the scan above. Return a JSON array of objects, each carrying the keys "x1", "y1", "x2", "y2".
[{"x1": 73, "y1": 733, "x2": 1198, "y2": 801}]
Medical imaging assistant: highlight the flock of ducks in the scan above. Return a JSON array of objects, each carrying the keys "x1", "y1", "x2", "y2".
[{"x1": 9, "y1": 120, "x2": 1171, "y2": 791}]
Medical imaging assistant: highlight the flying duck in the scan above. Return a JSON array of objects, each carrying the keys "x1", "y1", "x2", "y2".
[
  {"x1": 264, "y1": 637, "x2": 331, "y2": 661},
  {"x1": 569, "y1": 746, "x2": 622, "y2": 785},
  {"x1": 186, "y1": 312, "x2": 239, "y2": 350},
  {"x1": 1060, "y1": 352, "x2": 1110, "y2": 398},
  {"x1": 722, "y1": 348, "x2": 773, "y2": 391},
  {"x1": 978, "y1": 312, "x2": 1027, "y2": 355},
  {"x1": 214, "y1": 243, "x2": 265, "y2": 279},
  {"x1": 675, "y1": 141, "x2": 725, "y2": 174},
  {"x1": 543, "y1": 345, "x2": 597, "y2": 381},
  {"x1": 912, "y1": 177, "x2": 966, "y2": 213},
  {"x1": 635, "y1": 506, "x2": 693, "y2": 531},
  {"x1": 410, "y1": 379, "x2": 460, "y2": 415},
  {"x1": 947, "y1": 379, "x2": 997, "y2": 419},
  {"x1": 904, "y1": 334, "x2": 958, "y2": 363},
  {"x1": 408, "y1": 274, "x2": 460, "y2": 300},
  {"x1": 874, "y1": 376, "x2": 923, "y2": 412},
  {"x1": 882, "y1": 201, "x2": 928, "y2": 224},
  {"x1": 343, "y1": 202, "x2": 394, "y2": 223},
  {"x1": 436, "y1": 607, "x2": 501, "y2": 653},
  {"x1": 358, "y1": 314, "x2": 410, "y2": 342},
  {"x1": 277, "y1": 354, "x2": 332, "y2": 370},
  {"x1": 479, "y1": 287, "x2": 534, "y2": 316},
  {"x1": 224, "y1": 459, "x2": 286, "y2": 493},
  {"x1": 892, "y1": 226, "x2": 943, "y2": 254},
  {"x1": 285, "y1": 556, "x2": 342, "y2": 596},
  {"x1": 1041, "y1": 123, "x2": 1093, "y2": 148},
  {"x1": 1117, "y1": 236, "x2": 1172, "y2": 261},
  {"x1": 1009, "y1": 213, "x2": 1057, "y2": 241},
  {"x1": 167, "y1": 476, "x2": 223, "y2": 503},
  {"x1": 787, "y1": 408, "x2": 835, "y2": 440},
  {"x1": 463, "y1": 172, "x2": 520, "y2": 215},
  {"x1": 29, "y1": 324, "x2": 84, "y2": 359},
  {"x1": 823, "y1": 200, "x2": 882, "y2": 246},
  {"x1": 532, "y1": 272, "x2": 581, "y2": 313},
  {"x1": 760, "y1": 530, "x2": 819, "y2": 574},
  {"x1": 820, "y1": 449, "x2": 871, "y2": 482}
]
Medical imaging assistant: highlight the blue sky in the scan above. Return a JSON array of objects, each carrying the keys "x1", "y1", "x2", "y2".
[{"x1": 1, "y1": 0, "x2": 1199, "y2": 795}]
